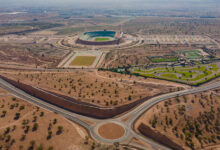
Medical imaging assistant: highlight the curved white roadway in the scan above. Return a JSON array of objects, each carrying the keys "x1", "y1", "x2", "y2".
[{"x1": 0, "y1": 77, "x2": 220, "y2": 150}]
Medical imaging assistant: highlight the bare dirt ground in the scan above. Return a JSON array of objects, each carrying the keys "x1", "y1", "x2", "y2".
[
  {"x1": 0, "y1": 70, "x2": 182, "y2": 107},
  {"x1": 0, "y1": 88, "x2": 7, "y2": 93},
  {"x1": 135, "y1": 89, "x2": 220, "y2": 150},
  {"x1": 103, "y1": 45, "x2": 199, "y2": 68},
  {"x1": 0, "y1": 26, "x2": 33, "y2": 35},
  {"x1": 0, "y1": 44, "x2": 54, "y2": 68},
  {"x1": 0, "y1": 88, "x2": 132, "y2": 150},
  {"x1": 97, "y1": 71, "x2": 189, "y2": 88},
  {"x1": 0, "y1": 87, "x2": 90, "y2": 150},
  {"x1": 200, "y1": 144, "x2": 220, "y2": 150},
  {"x1": 0, "y1": 12, "x2": 57, "y2": 24},
  {"x1": 103, "y1": 48, "x2": 151, "y2": 68},
  {"x1": 30, "y1": 30, "x2": 58, "y2": 35},
  {"x1": 98, "y1": 123, "x2": 125, "y2": 140},
  {"x1": 129, "y1": 138, "x2": 153, "y2": 150},
  {"x1": 123, "y1": 17, "x2": 220, "y2": 36}
]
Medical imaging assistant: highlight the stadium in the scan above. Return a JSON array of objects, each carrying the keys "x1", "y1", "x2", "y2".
[{"x1": 76, "y1": 30, "x2": 123, "y2": 45}]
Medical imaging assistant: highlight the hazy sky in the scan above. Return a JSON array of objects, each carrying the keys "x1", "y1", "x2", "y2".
[{"x1": 0, "y1": 0, "x2": 220, "y2": 9}]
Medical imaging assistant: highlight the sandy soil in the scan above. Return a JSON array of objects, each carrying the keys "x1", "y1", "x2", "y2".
[
  {"x1": 0, "y1": 70, "x2": 181, "y2": 107},
  {"x1": 0, "y1": 88, "x2": 7, "y2": 93},
  {"x1": 97, "y1": 71, "x2": 189, "y2": 88},
  {"x1": 200, "y1": 144, "x2": 220, "y2": 150},
  {"x1": 0, "y1": 44, "x2": 53, "y2": 68},
  {"x1": 130, "y1": 138, "x2": 154, "y2": 150},
  {"x1": 0, "y1": 88, "x2": 90, "y2": 150},
  {"x1": 30, "y1": 30, "x2": 57, "y2": 35},
  {"x1": 98, "y1": 123, "x2": 125, "y2": 140},
  {"x1": 135, "y1": 89, "x2": 220, "y2": 150},
  {"x1": 103, "y1": 44, "x2": 201, "y2": 68}
]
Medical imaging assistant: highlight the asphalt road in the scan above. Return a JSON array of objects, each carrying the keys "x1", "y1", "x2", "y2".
[{"x1": 0, "y1": 77, "x2": 220, "y2": 150}]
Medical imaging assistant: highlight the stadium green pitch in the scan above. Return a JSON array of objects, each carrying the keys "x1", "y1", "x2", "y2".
[
  {"x1": 81, "y1": 30, "x2": 116, "y2": 41},
  {"x1": 95, "y1": 38, "x2": 110, "y2": 42}
]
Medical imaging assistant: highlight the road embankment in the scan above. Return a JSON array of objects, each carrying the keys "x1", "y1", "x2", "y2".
[{"x1": 0, "y1": 75, "x2": 163, "y2": 119}]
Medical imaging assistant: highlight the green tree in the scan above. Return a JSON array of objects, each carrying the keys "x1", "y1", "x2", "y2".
[
  {"x1": 114, "y1": 142, "x2": 119, "y2": 150},
  {"x1": 2, "y1": 110, "x2": 7, "y2": 117},
  {"x1": 48, "y1": 146, "x2": 53, "y2": 150},
  {"x1": 19, "y1": 105, "x2": 25, "y2": 111},
  {"x1": 32, "y1": 123, "x2": 38, "y2": 131},
  {"x1": 40, "y1": 112, "x2": 44, "y2": 117},
  {"x1": 33, "y1": 116, "x2": 37, "y2": 122},
  {"x1": 5, "y1": 127, "x2": 10, "y2": 135},
  {"x1": 20, "y1": 134, "x2": 26, "y2": 141},
  {"x1": 47, "y1": 131, "x2": 52, "y2": 140},
  {"x1": 36, "y1": 144, "x2": 43, "y2": 150},
  {"x1": 53, "y1": 118, "x2": 57, "y2": 124},
  {"x1": 128, "y1": 95, "x2": 132, "y2": 101},
  {"x1": 5, "y1": 135, "x2": 11, "y2": 142},
  {"x1": 57, "y1": 126, "x2": 63, "y2": 135},
  {"x1": 29, "y1": 140, "x2": 35, "y2": 150},
  {"x1": 84, "y1": 136, "x2": 89, "y2": 145},
  {"x1": 14, "y1": 113, "x2": 20, "y2": 120},
  {"x1": 19, "y1": 145, "x2": 23, "y2": 150}
]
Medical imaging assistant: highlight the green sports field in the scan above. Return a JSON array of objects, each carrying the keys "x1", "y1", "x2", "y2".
[
  {"x1": 95, "y1": 38, "x2": 110, "y2": 42},
  {"x1": 179, "y1": 50, "x2": 202, "y2": 59},
  {"x1": 70, "y1": 56, "x2": 96, "y2": 66},
  {"x1": 81, "y1": 30, "x2": 116, "y2": 41},
  {"x1": 151, "y1": 57, "x2": 178, "y2": 62}
]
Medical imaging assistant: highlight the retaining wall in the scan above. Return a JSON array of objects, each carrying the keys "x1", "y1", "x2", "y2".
[
  {"x1": 0, "y1": 75, "x2": 162, "y2": 119},
  {"x1": 138, "y1": 123, "x2": 184, "y2": 150}
]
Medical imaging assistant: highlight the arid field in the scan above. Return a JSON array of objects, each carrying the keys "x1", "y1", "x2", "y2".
[
  {"x1": 135, "y1": 88, "x2": 220, "y2": 150},
  {"x1": 0, "y1": 8, "x2": 220, "y2": 150},
  {"x1": 0, "y1": 88, "x2": 90, "y2": 150},
  {"x1": 0, "y1": 70, "x2": 183, "y2": 107}
]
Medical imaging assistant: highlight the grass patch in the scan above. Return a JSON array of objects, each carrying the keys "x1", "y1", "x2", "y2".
[
  {"x1": 133, "y1": 64, "x2": 219, "y2": 85},
  {"x1": 210, "y1": 64, "x2": 218, "y2": 71},
  {"x1": 95, "y1": 38, "x2": 110, "y2": 42},
  {"x1": 70, "y1": 56, "x2": 96, "y2": 66},
  {"x1": 179, "y1": 50, "x2": 202, "y2": 59},
  {"x1": 151, "y1": 57, "x2": 178, "y2": 62},
  {"x1": 161, "y1": 74, "x2": 178, "y2": 79}
]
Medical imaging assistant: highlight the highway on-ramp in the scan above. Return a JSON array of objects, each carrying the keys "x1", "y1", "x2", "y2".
[{"x1": 0, "y1": 77, "x2": 220, "y2": 150}]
